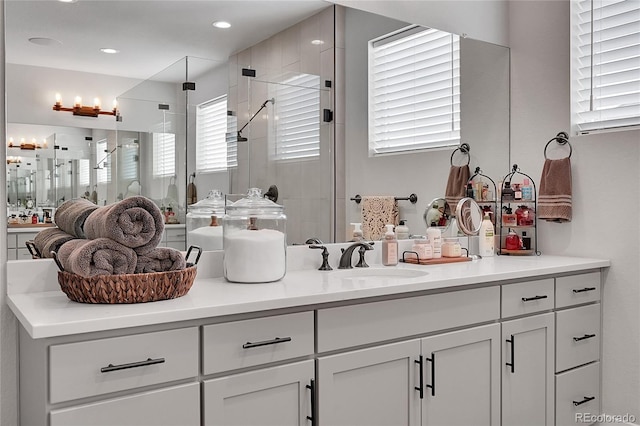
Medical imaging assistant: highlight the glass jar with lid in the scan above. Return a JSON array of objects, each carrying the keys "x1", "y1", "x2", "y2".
[
  {"x1": 186, "y1": 190, "x2": 226, "y2": 251},
  {"x1": 442, "y1": 238, "x2": 462, "y2": 257},
  {"x1": 223, "y1": 188, "x2": 287, "y2": 283}
]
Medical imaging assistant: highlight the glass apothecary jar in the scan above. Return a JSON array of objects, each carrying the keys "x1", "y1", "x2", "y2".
[
  {"x1": 223, "y1": 188, "x2": 287, "y2": 283},
  {"x1": 186, "y1": 190, "x2": 225, "y2": 251}
]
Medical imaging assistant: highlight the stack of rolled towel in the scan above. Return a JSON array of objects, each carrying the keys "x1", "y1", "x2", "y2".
[{"x1": 34, "y1": 196, "x2": 186, "y2": 278}]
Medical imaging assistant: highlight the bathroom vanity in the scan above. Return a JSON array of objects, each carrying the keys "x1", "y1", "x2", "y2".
[{"x1": 7, "y1": 247, "x2": 608, "y2": 426}]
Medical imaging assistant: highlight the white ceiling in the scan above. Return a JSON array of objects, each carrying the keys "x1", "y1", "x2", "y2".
[{"x1": 5, "y1": 0, "x2": 331, "y2": 81}]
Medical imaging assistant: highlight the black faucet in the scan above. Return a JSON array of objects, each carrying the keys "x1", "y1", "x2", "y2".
[
  {"x1": 309, "y1": 245, "x2": 333, "y2": 271},
  {"x1": 338, "y1": 242, "x2": 374, "y2": 269}
]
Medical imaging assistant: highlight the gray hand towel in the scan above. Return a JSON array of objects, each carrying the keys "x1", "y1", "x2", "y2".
[
  {"x1": 135, "y1": 247, "x2": 186, "y2": 273},
  {"x1": 57, "y1": 238, "x2": 137, "y2": 277},
  {"x1": 54, "y1": 198, "x2": 99, "y2": 238},
  {"x1": 33, "y1": 227, "x2": 76, "y2": 258},
  {"x1": 538, "y1": 157, "x2": 572, "y2": 222},
  {"x1": 83, "y1": 196, "x2": 165, "y2": 254},
  {"x1": 445, "y1": 165, "x2": 470, "y2": 216}
]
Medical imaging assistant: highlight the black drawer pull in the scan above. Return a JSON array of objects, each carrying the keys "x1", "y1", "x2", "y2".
[
  {"x1": 242, "y1": 336, "x2": 292, "y2": 349},
  {"x1": 573, "y1": 333, "x2": 596, "y2": 342},
  {"x1": 425, "y1": 353, "x2": 436, "y2": 396},
  {"x1": 573, "y1": 287, "x2": 596, "y2": 293},
  {"x1": 505, "y1": 335, "x2": 515, "y2": 373},
  {"x1": 101, "y1": 357, "x2": 165, "y2": 373},
  {"x1": 414, "y1": 356, "x2": 424, "y2": 399},
  {"x1": 573, "y1": 396, "x2": 595, "y2": 406},
  {"x1": 522, "y1": 295, "x2": 548, "y2": 302},
  {"x1": 306, "y1": 379, "x2": 315, "y2": 425}
]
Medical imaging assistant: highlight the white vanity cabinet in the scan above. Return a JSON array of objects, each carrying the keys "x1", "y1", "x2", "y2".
[
  {"x1": 7, "y1": 230, "x2": 39, "y2": 260},
  {"x1": 554, "y1": 272, "x2": 602, "y2": 426},
  {"x1": 10, "y1": 258, "x2": 607, "y2": 426},
  {"x1": 316, "y1": 287, "x2": 502, "y2": 426}
]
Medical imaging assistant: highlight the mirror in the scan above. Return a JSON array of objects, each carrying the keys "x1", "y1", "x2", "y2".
[
  {"x1": 5, "y1": 2, "x2": 510, "y2": 248},
  {"x1": 456, "y1": 197, "x2": 483, "y2": 236},
  {"x1": 423, "y1": 198, "x2": 452, "y2": 230}
]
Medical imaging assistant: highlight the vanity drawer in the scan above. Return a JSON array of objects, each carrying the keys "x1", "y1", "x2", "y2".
[
  {"x1": 49, "y1": 327, "x2": 199, "y2": 404},
  {"x1": 556, "y1": 362, "x2": 600, "y2": 426},
  {"x1": 556, "y1": 304, "x2": 600, "y2": 372},
  {"x1": 17, "y1": 232, "x2": 38, "y2": 248},
  {"x1": 165, "y1": 228, "x2": 186, "y2": 242},
  {"x1": 202, "y1": 312, "x2": 314, "y2": 375},
  {"x1": 317, "y1": 286, "x2": 500, "y2": 352},
  {"x1": 501, "y1": 278, "x2": 554, "y2": 318},
  {"x1": 50, "y1": 382, "x2": 200, "y2": 426},
  {"x1": 556, "y1": 272, "x2": 601, "y2": 308}
]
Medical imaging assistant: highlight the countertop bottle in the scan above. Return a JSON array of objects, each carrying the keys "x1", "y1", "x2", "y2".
[
  {"x1": 505, "y1": 230, "x2": 521, "y2": 250},
  {"x1": 426, "y1": 227, "x2": 442, "y2": 259},
  {"x1": 502, "y1": 206, "x2": 517, "y2": 227},
  {"x1": 479, "y1": 212, "x2": 495, "y2": 257},
  {"x1": 502, "y1": 181, "x2": 515, "y2": 201},
  {"x1": 382, "y1": 224, "x2": 398, "y2": 266},
  {"x1": 396, "y1": 220, "x2": 409, "y2": 239},
  {"x1": 442, "y1": 238, "x2": 462, "y2": 257},
  {"x1": 351, "y1": 222, "x2": 364, "y2": 241},
  {"x1": 521, "y1": 178, "x2": 533, "y2": 201},
  {"x1": 407, "y1": 237, "x2": 432, "y2": 261}
]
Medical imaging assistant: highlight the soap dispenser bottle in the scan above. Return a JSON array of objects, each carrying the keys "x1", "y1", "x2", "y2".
[
  {"x1": 351, "y1": 222, "x2": 364, "y2": 241},
  {"x1": 479, "y1": 212, "x2": 495, "y2": 257},
  {"x1": 382, "y1": 224, "x2": 398, "y2": 266},
  {"x1": 396, "y1": 220, "x2": 409, "y2": 239}
]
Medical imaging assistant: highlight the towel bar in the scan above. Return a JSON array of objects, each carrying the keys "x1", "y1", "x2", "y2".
[{"x1": 350, "y1": 194, "x2": 418, "y2": 204}]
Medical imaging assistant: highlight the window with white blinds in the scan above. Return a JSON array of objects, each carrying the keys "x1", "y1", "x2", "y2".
[
  {"x1": 120, "y1": 144, "x2": 138, "y2": 180},
  {"x1": 196, "y1": 95, "x2": 234, "y2": 172},
  {"x1": 95, "y1": 139, "x2": 111, "y2": 184},
  {"x1": 78, "y1": 159, "x2": 90, "y2": 187},
  {"x1": 572, "y1": 0, "x2": 640, "y2": 133},
  {"x1": 152, "y1": 133, "x2": 176, "y2": 177},
  {"x1": 274, "y1": 73, "x2": 320, "y2": 160},
  {"x1": 369, "y1": 26, "x2": 460, "y2": 155}
]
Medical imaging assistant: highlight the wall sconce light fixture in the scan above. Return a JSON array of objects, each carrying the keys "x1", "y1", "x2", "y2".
[{"x1": 53, "y1": 93, "x2": 118, "y2": 118}]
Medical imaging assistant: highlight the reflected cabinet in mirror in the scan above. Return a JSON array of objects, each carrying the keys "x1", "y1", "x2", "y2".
[{"x1": 5, "y1": 2, "x2": 509, "y2": 250}]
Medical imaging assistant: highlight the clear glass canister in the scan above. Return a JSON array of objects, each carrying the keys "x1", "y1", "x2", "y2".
[
  {"x1": 186, "y1": 190, "x2": 225, "y2": 251},
  {"x1": 223, "y1": 188, "x2": 287, "y2": 283},
  {"x1": 442, "y1": 238, "x2": 462, "y2": 257}
]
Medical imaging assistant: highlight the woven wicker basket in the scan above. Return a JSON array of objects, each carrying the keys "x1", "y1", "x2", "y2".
[{"x1": 54, "y1": 246, "x2": 202, "y2": 304}]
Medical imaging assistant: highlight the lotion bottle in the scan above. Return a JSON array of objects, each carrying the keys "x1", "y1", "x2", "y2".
[
  {"x1": 396, "y1": 220, "x2": 409, "y2": 239},
  {"x1": 479, "y1": 212, "x2": 495, "y2": 257},
  {"x1": 382, "y1": 224, "x2": 398, "y2": 266}
]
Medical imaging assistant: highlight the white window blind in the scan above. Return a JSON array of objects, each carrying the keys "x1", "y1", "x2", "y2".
[
  {"x1": 572, "y1": 0, "x2": 640, "y2": 133},
  {"x1": 153, "y1": 133, "x2": 175, "y2": 177},
  {"x1": 274, "y1": 74, "x2": 320, "y2": 160},
  {"x1": 369, "y1": 26, "x2": 460, "y2": 155},
  {"x1": 95, "y1": 139, "x2": 111, "y2": 184},
  {"x1": 196, "y1": 95, "x2": 233, "y2": 172},
  {"x1": 120, "y1": 145, "x2": 138, "y2": 180},
  {"x1": 78, "y1": 159, "x2": 90, "y2": 187}
]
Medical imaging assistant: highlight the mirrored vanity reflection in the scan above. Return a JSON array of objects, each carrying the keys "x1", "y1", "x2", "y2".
[{"x1": 5, "y1": 1, "x2": 510, "y2": 253}]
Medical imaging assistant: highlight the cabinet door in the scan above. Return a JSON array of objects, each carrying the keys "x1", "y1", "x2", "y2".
[
  {"x1": 203, "y1": 360, "x2": 314, "y2": 426},
  {"x1": 502, "y1": 313, "x2": 554, "y2": 426},
  {"x1": 420, "y1": 323, "x2": 501, "y2": 426},
  {"x1": 318, "y1": 339, "x2": 421, "y2": 426},
  {"x1": 50, "y1": 382, "x2": 199, "y2": 426}
]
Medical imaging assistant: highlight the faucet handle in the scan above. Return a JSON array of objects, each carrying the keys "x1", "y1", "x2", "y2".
[{"x1": 309, "y1": 245, "x2": 333, "y2": 271}]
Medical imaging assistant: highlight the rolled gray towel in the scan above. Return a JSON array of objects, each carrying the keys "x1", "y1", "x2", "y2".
[
  {"x1": 135, "y1": 247, "x2": 186, "y2": 273},
  {"x1": 33, "y1": 227, "x2": 76, "y2": 259},
  {"x1": 83, "y1": 196, "x2": 165, "y2": 255},
  {"x1": 57, "y1": 238, "x2": 137, "y2": 278},
  {"x1": 54, "y1": 198, "x2": 99, "y2": 238}
]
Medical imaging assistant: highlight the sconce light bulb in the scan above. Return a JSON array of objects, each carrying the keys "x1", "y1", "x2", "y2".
[
  {"x1": 74, "y1": 96, "x2": 82, "y2": 107},
  {"x1": 94, "y1": 98, "x2": 101, "y2": 109},
  {"x1": 55, "y1": 93, "x2": 62, "y2": 104},
  {"x1": 113, "y1": 99, "x2": 118, "y2": 108}
]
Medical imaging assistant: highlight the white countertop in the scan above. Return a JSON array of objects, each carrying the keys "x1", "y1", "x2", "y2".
[{"x1": 8, "y1": 253, "x2": 609, "y2": 339}]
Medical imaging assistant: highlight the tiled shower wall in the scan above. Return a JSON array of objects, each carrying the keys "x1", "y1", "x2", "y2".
[{"x1": 228, "y1": 5, "x2": 345, "y2": 245}]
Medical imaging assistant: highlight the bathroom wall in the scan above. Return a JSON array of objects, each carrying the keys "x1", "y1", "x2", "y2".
[{"x1": 508, "y1": 1, "x2": 640, "y2": 419}]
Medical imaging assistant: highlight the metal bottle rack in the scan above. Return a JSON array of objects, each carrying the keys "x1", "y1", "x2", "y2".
[
  {"x1": 467, "y1": 166, "x2": 497, "y2": 226},
  {"x1": 498, "y1": 164, "x2": 541, "y2": 256}
]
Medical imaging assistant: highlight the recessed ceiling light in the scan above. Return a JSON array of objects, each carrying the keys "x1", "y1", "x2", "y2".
[
  {"x1": 212, "y1": 21, "x2": 231, "y2": 29},
  {"x1": 311, "y1": 39, "x2": 325, "y2": 45},
  {"x1": 100, "y1": 48, "x2": 119, "y2": 54},
  {"x1": 28, "y1": 37, "x2": 62, "y2": 47},
  {"x1": 58, "y1": 0, "x2": 78, "y2": 3}
]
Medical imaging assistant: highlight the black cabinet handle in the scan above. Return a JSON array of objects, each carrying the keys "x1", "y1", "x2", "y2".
[
  {"x1": 573, "y1": 396, "x2": 595, "y2": 406},
  {"x1": 522, "y1": 295, "x2": 548, "y2": 302},
  {"x1": 573, "y1": 287, "x2": 596, "y2": 293},
  {"x1": 426, "y1": 353, "x2": 436, "y2": 396},
  {"x1": 242, "y1": 336, "x2": 291, "y2": 349},
  {"x1": 100, "y1": 357, "x2": 165, "y2": 373},
  {"x1": 573, "y1": 333, "x2": 596, "y2": 342},
  {"x1": 506, "y1": 335, "x2": 515, "y2": 373},
  {"x1": 414, "y1": 356, "x2": 424, "y2": 399},
  {"x1": 306, "y1": 379, "x2": 315, "y2": 425}
]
